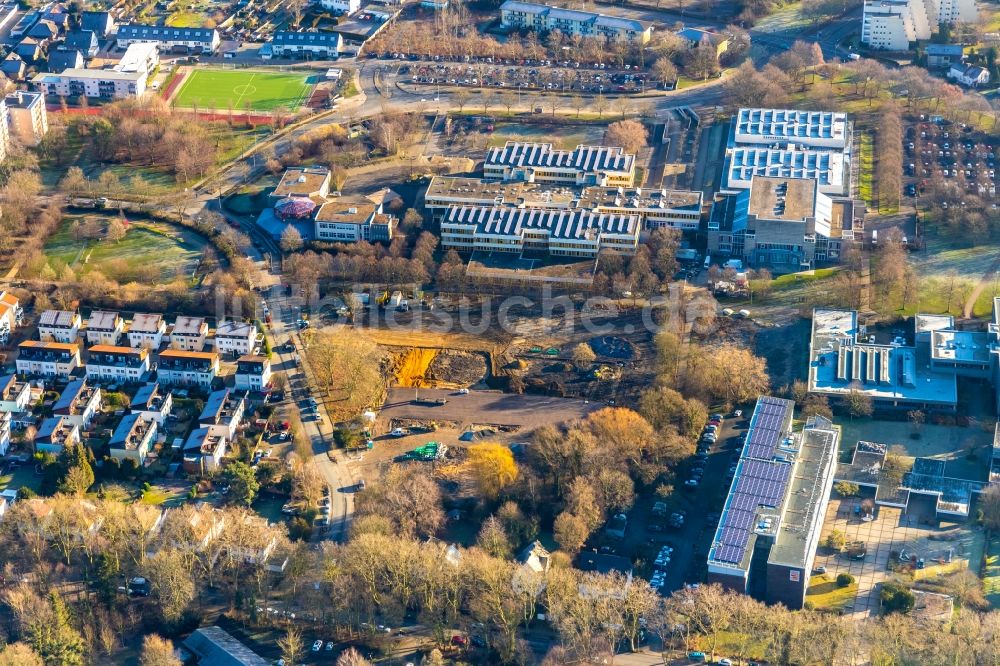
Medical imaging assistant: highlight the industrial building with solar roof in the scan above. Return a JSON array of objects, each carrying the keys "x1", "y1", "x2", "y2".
[{"x1": 707, "y1": 396, "x2": 840, "y2": 609}]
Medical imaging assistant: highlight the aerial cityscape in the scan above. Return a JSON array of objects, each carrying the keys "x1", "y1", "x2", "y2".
[{"x1": 0, "y1": 0, "x2": 994, "y2": 662}]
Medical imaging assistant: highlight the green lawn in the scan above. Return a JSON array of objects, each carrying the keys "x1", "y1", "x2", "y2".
[
  {"x1": 806, "y1": 575, "x2": 857, "y2": 612},
  {"x1": 985, "y1": 534, "x2": 1000, "y2": 608},
  {"x1": 166, "y1": 10, "x2": 208, "y2": 27},
  {"x1": 859, "y1": 132, "x2": 875, "y2": 208},
  {"x1": 43, "y1": 217, "x2": 205, "y2": 283},
  {"x1": 771, "y1": 267, "x2": 841, "y2": 290},
  {"x1": 485, "y1": 121, "x2": 606, "y2": 150},
  {"x1": 173, "y1": 69, "x2": 315, "y2": 112}
]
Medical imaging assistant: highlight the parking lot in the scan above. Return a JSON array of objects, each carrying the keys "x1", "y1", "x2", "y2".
[
  {"x1": 907, "y1": 117, "x2": 999, "y2": 200},
  {"x1": 404, "y1": 60, "x2": 652, "y2": 94},
  {"x1": 813, "y1": 498, "x2": 984, "y2": 617}
]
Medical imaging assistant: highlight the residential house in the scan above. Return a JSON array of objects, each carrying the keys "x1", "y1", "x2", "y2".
[
  {"x1": 314, "y1": 198, "x2": 396, "y2": 243},
  {"x1": 46, "y1": 48, "x2": 84, "y2": 72},
  {"x1": 81, "y1": 10, "x2": 113, "y2": 38},
  {"x1": 85, "y1": 311, "x2": 123, "y2": 346},
  {"x1": 319, "y1": 0, "x2": 360, "y2": 14},
  {"x1": 52, "y1": 379, "x2": 101, "y2": 429},
  {"x1": 271, "y1": 167, "x2": 331, "y2": 201},
  {"x1": 5, "y1": 90, "x2": 48, "y2": 146},
  {"x1": 199, "y1": 388, "x2": 246, "y2": 441},
  {"x1": 39, "y1": 310, "x2": 80, "y2": 343},
  {"x1": 156, "y1": 349, "x2": 220, "y2": 389},
  {"x1": 16, "y1": 341, "x2": 81, "y2": 378},
  {"x1": 925, "y1": 44, "x2": 964, "y2": 68},
  {"x1": 267, "y1": 31, "x2": 342, "y2": 59},
  {"x1": 0, "y1": 291, "x2": 23, "y2": 343},
  {"x1": 86, "y1": 345, "x2": 151, "y2": 383},
  {"x1": 170, "y1": 316, "x2": 208, "y2": 351},
  {"x1": 1, "y1": 53, "x2": 26, "y2": 81},
  {"x1": 32, "y1": 67, "x2": 146, "y2": 99},
  {"x1": 27, "y1": 19, "x2": 60, "y2": 43},
  {"x1": 948, "y1": 63, "x2": 990, "y2": 87},
  {"x1": 35, "y1": 415, "x2": 80, "y2": 454},
  {"x1": 115, "y1": 24, "x2": 221, "y2": 54},
  {"x1": 182, "y1": 427, "x2": 228, "y2": 472},
  {"x1": 228, "y1": 513, "x2": 279, "y2": 564},
  {"x1": 159, "y1": 503, "x2": 226, "y2": 551},
  {"x1": 65, "y1": 29, "x2": 98, "y2": 57},
  {"x1": 109, "y1": 412, "x2": 156, "y2": 464},
  {"x1": 0, "y1": 374, "x2": 32, "y2": 413},
  {"x1": 127, "y1": 313, "x2": 166, "y2": 349},
  {"x1": 500, "y1": 1, "x2": 652, "y2": 44},
  {"x1": 234, "y1": 356, "x2": 272, "y2": 393},
  {"x1": 0, "y1": 411, "x2": 10, "y2": 455},
  {"x1": 675, "y1": 27, "x2": 731, "y2": 55},
  {"x1": 15, "y1": 38, "x2": 42, "y2": 63},
  {"x1": 214, "y1": 320, "x2": 258, "y2": 357},
  {"x1": 9, "y1": 9, "x2": 40, "y2": 39},
  {"x1": 518, "y1": 540, "x2": 552, "y2": 573},
  {"x1": 129, "y1": 382, "x2": 173, "y2": 425}
]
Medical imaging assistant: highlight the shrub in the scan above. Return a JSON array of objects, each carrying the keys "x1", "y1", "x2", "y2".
[{"x1": 837, "y1": 573, "x2": 855, "y2": 587}]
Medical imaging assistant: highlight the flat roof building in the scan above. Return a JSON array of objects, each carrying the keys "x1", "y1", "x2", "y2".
[
  {"x1": 500, "y1": 1, "x2": 652, "y2": 43},
  {"x1": 4, "y1": 90, "x2": 47, "y2": 147},
  {"x1": 32, "y1": 68, "x2": 146, "y2": 99},
  {"x1": 484, "y1": 141, "x2": 636, "y2": 188},
  {"x1": 707, "y1": 397, "x2": 839, "y2": 609},
  {"x1": 424, "y1": 176, "x2": 703, "y2": 231},
  {"x1": 725, "y1": 108, "x2": 854, "y2": 196},
  {"x1": 441, "y1": 205, "x2": 640, "y2": 258}
]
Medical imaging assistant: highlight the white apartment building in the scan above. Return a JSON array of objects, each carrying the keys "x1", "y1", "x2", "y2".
[
  {"x1": 0, "y1": 411, "x2": 10, "y2": 456},
  {"x1": 32, "y1": 68, "x2": 146, "y2": 99},
  {"x1": 16, "y1": 341, "x2": 81, "y2": 378},
  {"x1": 38, "y1": 309, "x2": 81, "y2": 343},
  {"x1": 128, "y1": 313, "x2": 166, "y2": 349},
  {"x1": 862, "y1": 0, "x2": 977, "y2": 50},
  {"x1": 0, "y1": 374, "x2": 31, "y2": 413},
  {"x1": 314, "y1": 199, "x2": 396, "y2": 243},
  {"x1": 500, "y1": 1, "x2": 652, "y2": 44},
  {"x1": 86, "y1": 345, "x2": 151, "y2": 383},
  {"x1": 116, "y1": 24, "x2": 220, "y2": 53},
  {"x1": 115, "y1": 42, "x2": 159, "y2": 76},
  {"x1": 485, "y1": 142, "x2": 636, "y2": 187},
  {"x1": 171, "y1": 316, "x2": 208, "y2": 351},
  {"x1": 85, "y1": 310, "x2": 123, "y2": 346},
  {"x1": 5, "y1": 90, "x2": 47, "y2": 147},
  {"x1": 0, "y1": 291, "x2": 23, "y2": 345},
  {"x1": 235, "y1": 356, "x2": 272, "y2": 393},
  {"x1": 214, "y1": 320, "x2": 258, "y2": 357},
  {"x1": 441, "y1": 206, "x2": 640, "y2": 258},
  {"x1": 319, "y1": 0, "x2": 360, "y2": 14}
]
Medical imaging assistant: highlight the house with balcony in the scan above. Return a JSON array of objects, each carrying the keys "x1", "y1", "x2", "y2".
[
  {"x1": 0, "y1": 291, "x2": 22, "y2": 344},
  {"x1": 52, "y1": 379, "x2": 101, "y2": 429},
  {"x1": 156, "y1": 350, "x2": 219, "y2": 389},
  {"x1": 38, "y1": 309, "x2": 81, "y2": 343},
  {"x1": 16, "y1": 341, "x2": 81, "y2": 378},
  {"x1": 200, "y1": 388, "x2": 246, "y2": 441},
  {"x1": 214, "y1": 320, "x2": 258, "y2": 357},
  {"x1": 170, "y1": 316, "x2": 208, "y2": 351},
  {"x1": 129, "y1": 382, "x2": 172, "y2": 426},
  {"x1": 0, "y1": 411, "x2": 10, "y2": 456},
  {"x1": 128, "y1": 313, "x2": 166, "y2": 349},
  {"x1": 115, "y1": 24, "x2": 220, "y2": 54},
  {"x1": 85, "y1": 311, "x2": 123, "y2": 346},
  {"x1": 35, "y1": 415, "x2": 80, "y2": 454},
  {"x1": 182, "y1": 427, "x2": 228, "y2": 473},
  {"x1": 0, "y1": 374, "x2": 31, "y2": 413},
  {"x1": 109, "y1": 412, "x2": 156, "y2": 465},
  {"x1": 86, "y1": 344, "x2": 150, "y2": 383},
  {"x1": 235, "y1": 356, "x2": 272, "y2": 393}
]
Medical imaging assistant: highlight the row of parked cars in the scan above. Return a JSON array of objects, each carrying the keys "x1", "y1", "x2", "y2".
[{"x1": 685, "y1": 412, "x2": 728, "y2": 489}]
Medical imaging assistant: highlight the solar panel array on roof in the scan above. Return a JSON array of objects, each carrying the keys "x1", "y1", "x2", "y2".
[
  {"x1": 710, "y1": 396, "x2": 795, "y2": 566},
  {"x1": 744, "y1": 396, "x2": 790, "y2": 459}
]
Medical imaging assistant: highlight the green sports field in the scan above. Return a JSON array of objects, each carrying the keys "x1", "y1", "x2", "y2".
[{"x1": 172, "y1": 69, "x2": 315, "y2": 111}]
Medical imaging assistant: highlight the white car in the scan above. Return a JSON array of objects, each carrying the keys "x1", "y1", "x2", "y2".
[
  {"x1": 391, "y1": 428, "x2": 407, "y2": 437},
  {"x1": 457, "y1": 388, "x2": 470, "y2": 394},
  {"x1": 312, "y1": 640, "x2": 323, "y2": 652}
]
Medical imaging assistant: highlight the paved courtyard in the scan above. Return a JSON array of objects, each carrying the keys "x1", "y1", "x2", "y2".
[{"x1": 813, "y1": 498, "x2": 984, "y2": 617}]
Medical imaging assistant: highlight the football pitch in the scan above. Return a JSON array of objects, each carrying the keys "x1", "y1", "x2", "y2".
[{"x1": 172, "y1": 69, "x2": 315, "y2": 111}]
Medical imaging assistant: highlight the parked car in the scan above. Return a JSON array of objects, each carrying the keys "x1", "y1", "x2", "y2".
[
  {"x1": 312, "y1": 640, "x2": 323, "y2": 652},
  {"x1": 451, "y1": 635, "x2": 469, "y2": 647}
]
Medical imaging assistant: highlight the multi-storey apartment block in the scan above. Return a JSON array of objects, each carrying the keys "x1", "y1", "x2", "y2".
[
  {"x1": 500, "y1": 1, "x2": 652, "y2": 43},
  {"x1": 156, "y1": 350, "x2": 219, "y2": 389},
  {"x1": 16, "y1": 341, "x2": 81, "y2": 378}
]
